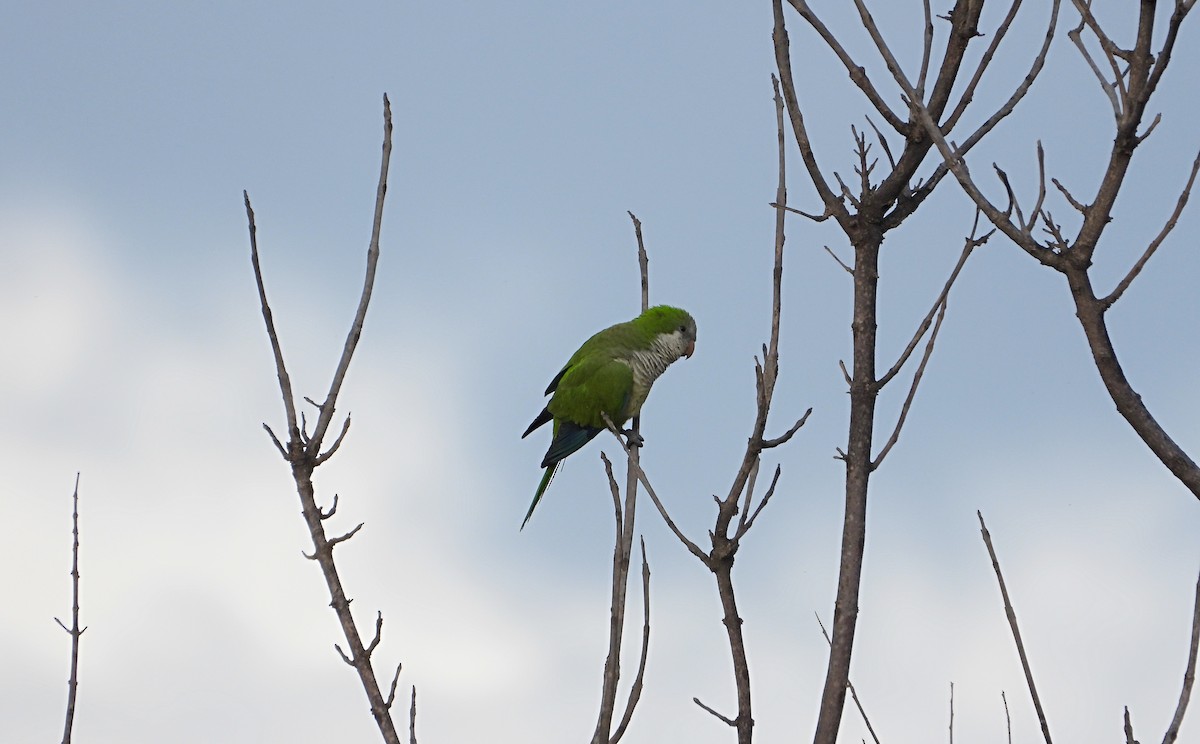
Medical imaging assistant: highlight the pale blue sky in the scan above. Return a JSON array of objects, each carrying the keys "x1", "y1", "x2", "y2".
[{"x1": 4, "y1": 2, "x2": 1199, "y2": 743}]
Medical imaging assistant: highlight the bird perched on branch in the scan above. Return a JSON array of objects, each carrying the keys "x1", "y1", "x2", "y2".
[{"x1": 521, "y1": 305, "x2": 697, "y2": 529}]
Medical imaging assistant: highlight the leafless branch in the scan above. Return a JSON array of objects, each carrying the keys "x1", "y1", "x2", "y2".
[
  {"x1": 247, "y1": 95, "x2": 402, "y2": 744},
  {"x1": 629, "y1": 211, "x2": 649, "y2": 310},
  {"x1": 693, "y1": 697, "x2": 737, "y2": 727},
  {"x1": 978, "y1": 511, "x2": 1053, "y2": 744},
  {"x1": 785, "y1": 0, "x2": 908, "y2": 134},
  {"x1": 315, "y1": 415, "x2": 353, "y2": 465},
  {"x1": 949, "y1": 681, "x2": 955, "y2": 744},
  {"x1": 773, "y1": 0, "x2": 852, "y2": 227},
  {"x1": 876, "y1": 235, "x2": 976, "y2": 390},
  {"x1": 320, "y1": 493, "x2": 340, "y2": 520},
  {"x1": 906, "y1": 0, "x2": 1063, "y2": 240},
  {"x1": 409, "y1": 686, "x2": 419, "y2": 744},
  {"x1": 1125, "y1": 707, "x2": 1139, "y2": 744},
  {"x1": 1162, "y1": 564, "x2": 1200, "y2": 744},
  {"x1": 610, "y1": 539, "x2": 652, "y2": 744},
  {"x1": 1102, "y1": 150, "x2": 1200, "y2": 309},
  {"x1": 603, "y1": 424, "x2": 708, "y2": 563},
  {"x1": 941, "y1": 0, "x2": 1023, "y2": 133},
  {"x1": 771, "y1": 201, "x2": 836, "y2": 222},
  {"x1": 915, "y1": 0, "x2": 934, "y2": 101},
  {"x1": 601, "y1": 452, "x2": 624, "y2": 534},
  {"x1": 1003, "y1": 691, "x2": 1013, "y2": 744},
  {"x1": 591, "y1": 211, "x2": 655, "y2": 744},
  {"x1": 872, "y1": 294, "x2": 946, "y2": 470},
  {"x1": 1068, "y1": 0, "x2": 1127, "y2": 115},
  {"x1": 816, "y1": 614, "x2": 880, "y2": 744},
  {"x1": 384, "y1": 662, "x2": 402, "y2": 708},
  {"x1": 327, "y1": 522, "x2": 365, "y2": 550},
  {"x1": 824, "y1": 245, "x2": 854, "y2": 275},
  {"x1": 57, "y1": 473, "x2": 85, "y2": 744},
  {"x1": 864, "y1": 116, "x2": 897, "y2": 172}
]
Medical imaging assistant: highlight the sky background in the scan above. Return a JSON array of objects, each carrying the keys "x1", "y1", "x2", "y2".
[{"x1": 4, "y1": 2, "x2": 1200, "y2": 742}]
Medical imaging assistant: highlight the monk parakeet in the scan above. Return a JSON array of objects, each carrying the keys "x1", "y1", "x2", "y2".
[{"x1": 521, "y1": 305, "x2": 697, "y2": 528}]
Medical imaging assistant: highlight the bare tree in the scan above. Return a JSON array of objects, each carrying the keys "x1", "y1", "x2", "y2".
[
  {"x1": 896, "y1": 0, "x2": 1200, "y2": 501},
  {"x1": 245, "y1": 95, "x2": 416, "y2": 744},
  {"x1": 771, "y1": 2, "x2": 1060, "y2": 742}
]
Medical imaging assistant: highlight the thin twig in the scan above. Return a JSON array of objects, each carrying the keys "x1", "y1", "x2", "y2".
[
  {"x1": 949, "y1": 681, "x2": 955, "y2": 744},
  {"x1": 57, "y1": 473, "x2": 85, "y2": 744},
  {"x1": 1162, "y1": 564, "x2": 1200, "y2": 744},
  {"x1": 1102, "y1": 149, "x2": 1200, "y2": 309},
  {"x1": 610, "y1": 539, "x2": 652, "y2": 744},
  {"x1": 1003, "y1": 691, "x2": 1013, "y2": 744},
  {"x1": 786, "y1": 0, "x2": 907, "y2": 134},
  {"x1": 872, "y1": 295, "x2": 947, "y2": 470},
  {"x1": 409, "y1": 686, "x2": 419, "y2": 744},
  {"x1": 876, "y1": 236, "x2": 976, "y2": 390},
  {"x1": 978, "y1": 511, "x2": 1053, "y2": 744},
  {"x1": 693, "y1": 697, "x2": 737, "y2": 727},
  {"x1": 816, "y1": 614, "x2": 880, "y2": 744}
]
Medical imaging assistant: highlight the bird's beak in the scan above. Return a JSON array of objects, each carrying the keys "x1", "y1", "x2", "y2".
[{"x1": 685, "y1": 340, "x2": 695, "y2": 359}]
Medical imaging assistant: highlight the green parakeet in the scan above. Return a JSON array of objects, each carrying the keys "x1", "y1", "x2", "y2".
[{"x1": 521, "y1": 305, "x2": 697, "y2": 528}]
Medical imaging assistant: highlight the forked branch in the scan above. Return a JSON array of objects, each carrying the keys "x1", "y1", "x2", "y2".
[{"x1": 246, "y1": 95, "x2": 405, "y2": 744}]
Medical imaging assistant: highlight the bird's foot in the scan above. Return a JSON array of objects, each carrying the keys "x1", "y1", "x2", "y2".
[{"x1": 622, "y1": 429, "x2": 644, "y2": 449}]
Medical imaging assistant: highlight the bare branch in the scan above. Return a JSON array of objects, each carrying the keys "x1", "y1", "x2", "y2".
[
  {"x1": 263, "y1": 423, "x2": 288, "y2": 458},
  {"x1": 1003, "y1": 691, "x2": 1013, "y2": 744},
  {"x1": 315, "y1": 415, "x2": 353, "y2": 465},
  {"x1": 915, "y1": 0, "x2": 934, "y2": 101},
  {"x1": 320, "y1": 493, "x2": 340, "y2": 521},
  {"x1": 1068, "y1": 0, "x2": 1127, "y2": 116},
  {"x1": 1162, "y1": 564, "x2": 1200, "y2": 744},
  {"x1": 978, "y1": 511, "x2": 1054, "y2": 744},
  {"x1": 409, "y1": 686, "x2": 419, "y2": 744},
  {"x1": 384, "y1": 662, "x2": 403, "y2": 708},
  {"x1": 904, "y1": 0, "x2": 1062, "y2": 250},
  {"x1": 304, "y1": 95, "x2": 394, "y2": 456},
  {"x1": 864, "y1": 116, "x2": 897, "y2": 172},
  {"x1": 246, "y1": 192, "x2": 300, "y2": 446},
  {"x1": 872, "y1": 295, "x2": 946, "y2": 470},
  {"x1": 58, "y1": 473, "x2": 84, "y2": 744},
  {"x1": 877, "y1": 235, "x2": 976, "y2": 390},
  {"x1": 785, "y1": 0, "x2": 908, "y2": 133},
  {"x1": 592, "y1": 211, "x2": 654, "y2": 744},
  {"x1": 773, "y1": 0, "x2": 852, "y2": 226},
  {"x1": 693, "y1": 697, "x2": 737, "y2": 727},
  {"x1": 327, "y1": 522, "x2": 365, "y2": 550},
  {"x1": 364, "y1": 611, "x2": 384, "y2": 656},
  {"x1": 1050, "y1": 177, "x2": 1087, "y2": 214},
  {"x1": 603, "y1": 424, "x2": 708, "y2": 563},
  {"x1": 736, "y1": 464, "x2": 783, "y2": 540},
  {"x1": 771, "y1": 201, "x2": 835, "y2": 222},
  {"x1": 1103, "y1": 150, "x2": 1200, "y2": 309},
  {"x1": 825, "y1": 245, "x2": 854, "y2": 275},
  {"x1": 601, "y1": 452, "x2": 624, "y2": 534},
  {"x1": 1125, "y1": 707, "x2": 1138, "y2": 744},
  {"x1": 941, "y1": 0, "x2": 1024, "y2": 133},
  {"x1": 949, "y1": 681, "x2": 955, "y2": 744},
  {"x1": 610, "y1": 539, "x2": 652, "y2": 744},
  {"x1": 816, "y1": 613, "x2": 880, "y2": 744},
  {"x1": 250, "y1": 96, "x2": 403, "y2": 744}
]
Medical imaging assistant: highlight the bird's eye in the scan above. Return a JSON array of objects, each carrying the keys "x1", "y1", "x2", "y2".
[{"x1": 679, "y1": 325, "x2": 686, "y2": 332}]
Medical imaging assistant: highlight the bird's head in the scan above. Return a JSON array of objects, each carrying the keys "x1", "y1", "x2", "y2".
[{"x1": 638, "y1": 305, "x2": 697, "y2": 361}]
